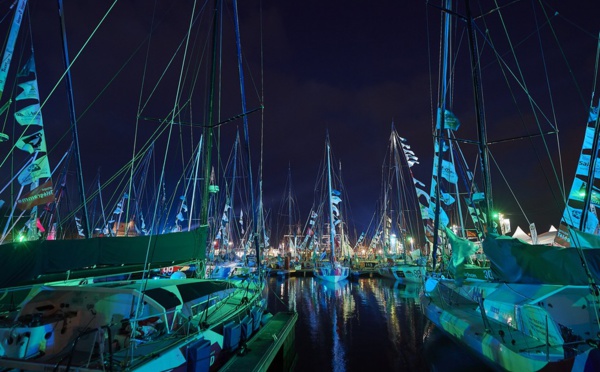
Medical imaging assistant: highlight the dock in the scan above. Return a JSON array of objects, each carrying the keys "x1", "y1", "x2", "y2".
[
  {"x1": 290, "y1": 268, "x2": 313, "y2": 277},
  {"x1": 220, "y1": 311, "x2": 298, "y2": 372}
]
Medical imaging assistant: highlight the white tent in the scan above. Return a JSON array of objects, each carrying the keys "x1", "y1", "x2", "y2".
[{"x1": 511, "y1": 225, "x2": 557, "y2": 245}]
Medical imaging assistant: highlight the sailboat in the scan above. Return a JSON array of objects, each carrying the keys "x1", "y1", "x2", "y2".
[
  {"x1": 313, "y1": 134, "x2": 350, "y2": 282},
  {"x1": 206, "y1": 130, "x2": 259, "y2": 280},
  {"x1": 375, "y1": 125, "x2": 427, "y2": 283},
  {"x1": 421, "y1": 1, "x2": 600, "y2": 370},
  {"x1": 266, "y1": 165, "x2": 303, "y2": 277},
  {"x1": 0, "y1": 1, "x2": 269, "y2": 370}
]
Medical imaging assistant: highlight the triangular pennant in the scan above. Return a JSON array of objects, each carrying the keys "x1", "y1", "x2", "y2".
[
  {"x1": 14, "y1": 103, "x2": 43, "y2": 126},
  {"x1": 15, "y1": 130, "x2": 46, "y2": 154},
  {"x1": 17, "y1": 55, "x2": 36, "y2": 77},
  {"x1": 18, "y1": 155, "x2": 51, "y2": 186},
  {"x1": 15, "y1": 79, "x2": 39, "y2": 101}
]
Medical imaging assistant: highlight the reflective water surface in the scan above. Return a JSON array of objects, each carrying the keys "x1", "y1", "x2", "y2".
[
  {"x1": 266, "y1": 276, "x2": 492, "y2": 372},
  {"x1": 266, "y1": 277, "x2": 426, "y2": 371}
]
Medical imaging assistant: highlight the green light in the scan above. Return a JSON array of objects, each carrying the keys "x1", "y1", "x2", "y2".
[
  {"x1": 18, "y1": 235, "x2": 25, "y2": 242},
  {"x1": 579, "y1": 190, "x2": 586, "y2": 197}
]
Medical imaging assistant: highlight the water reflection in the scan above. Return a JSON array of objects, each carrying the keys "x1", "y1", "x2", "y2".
[{"x1": 266, "y1": 277, "x2": 428, "y2": 371}]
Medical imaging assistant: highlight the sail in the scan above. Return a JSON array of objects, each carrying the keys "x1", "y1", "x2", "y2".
[
  {"x1": 556, "y1": 110, "x2": 600, "y2": 246},
  {"x1": 444, "y1": 226, "x2": 478, "y2": 280}
]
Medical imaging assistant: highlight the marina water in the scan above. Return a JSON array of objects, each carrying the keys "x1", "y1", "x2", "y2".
[{"x1": 266, "y1": 276, "x2": 494, "y2": 371}]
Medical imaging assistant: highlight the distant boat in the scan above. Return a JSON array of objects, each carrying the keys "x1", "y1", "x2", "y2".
[
  {"x1": 374, "y1": 125, "x2": 427, "y2": 283},
  {"x1": 313, "y1": 133, "x2": 350, "y2": 282},
  {"x1": 421, "y1": 1, "x2": 600, "y2": 370}
]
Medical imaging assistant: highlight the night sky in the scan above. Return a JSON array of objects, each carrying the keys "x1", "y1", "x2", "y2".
[{"x1": 1, "y1": 1, "x2": 599, "y2": 243}]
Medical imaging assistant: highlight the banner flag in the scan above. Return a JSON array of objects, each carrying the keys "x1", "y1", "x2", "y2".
[
  {"x1": 18, "y1": 155, "x2": 51, "y2": 185},
  {"x1": 16, "y1": 179, "x2": 55, "y2": 210}
]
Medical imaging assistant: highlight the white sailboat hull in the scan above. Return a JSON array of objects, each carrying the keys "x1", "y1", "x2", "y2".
[
  {"x1": 0, "y1": 277, "x2": 266, "y2": 371},
  {"x1": 314, "y1": 266, "x2": 350, "y2": 282},
  {"x1": 377, "y1": 263, "x2": 426, "y2": 283},
  {"x1": 421, "y1": 277, "x2": 600, "y2": 371}
]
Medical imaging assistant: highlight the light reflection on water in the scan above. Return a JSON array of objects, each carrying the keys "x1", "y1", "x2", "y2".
[
  {"x1": 266, "y1": 277, "x2": 428, "y2": 371},
  {"x1": 266, "y1": 276, "x2": 494, "y2": 371}
]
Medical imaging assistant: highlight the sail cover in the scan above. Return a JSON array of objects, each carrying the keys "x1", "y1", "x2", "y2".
[
  {"x1": 0, "y1": 226, "x2": 207, "y2": 288},
  {"x1": 483, "y1": 233, "x2": 600, "y2": 285}
]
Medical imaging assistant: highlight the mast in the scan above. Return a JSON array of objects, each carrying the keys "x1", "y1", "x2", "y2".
[
  {"x1": 465, "y1": 0, "x2": 495, "y2": 234},
  {"x1": 391, "y1": 130, "x2": 405, "y2": 261},
  {"x1": 57, "y1": 0, "x2": 90, "y2": 238},
  {"x1": 232, "y1": 0, "x2": 260, "y2": 261},
  {"x1": 326, "y1": 134, "x2": 336, "y2": 264},
  {"x1": 228, "y1": 131, "x2": 239, "y2": 250},
  {"x1": 287, "y1": 164, "x2": 293, "y2": 255},
  {"x1": 200, "y1": 0, "x2": 219, "y2": 228},
  {"x1": 431, "y1": 0, "x2": 452, "y2": 269}
]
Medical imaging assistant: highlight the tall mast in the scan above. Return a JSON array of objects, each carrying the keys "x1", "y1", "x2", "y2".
[
  {"x1": 57, "y1": 0, "x2": 89, "y2": 238},
  {"x1": 228, "y1": 131, "x2": 239, "y2": 248},
  {"x1": 232, "y1": 0, "x2": 260, "y2": 260},
  {"x1": 465, "y1": 0, "x2": 495, "y2": 234},
  {"x1": 200, "y1": 0, "x2": 219, "y2": 228},
  {"x1": 431, "y1": 0, "x2": 452, "y2": 269},
  {"x1": 287, "y1": 164, "x2": 293, "y2": 254},
  {"x1": 326, "y1": 134, "x2": 336, "y2": 263}
]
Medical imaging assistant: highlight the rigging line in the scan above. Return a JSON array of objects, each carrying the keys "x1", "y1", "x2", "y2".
[
  {"x1": 38, "y1": 0, "x2": 118, "y2": 117},
  {"x1": 474, "y1": 15, "x2": 558, "y2": 134},
  {"x1": 540, "y1": 1, "x2": 598, "y2": 42},
  {"x1": 126, "y1": 0, "x2": 159, "y2": 238},
  {"x1": 487, "y1": 150, "x2": 531, "y2": 227},
  {"x1": 136, "y1": 0, "x2": 202, "y2": 318},
  {"x1": 537, "y1": 1, "x2": 592, "y2": 113},
  {"x1": 531, "y1": 1, "x2": 567, "y2": 204},
  {"x1": 137, "y1": 1, "x2": 209, "y2": 118},
  {"x1": 57, "y1": 120, "x2": 176, "y2": 231},
  {"x1": 483, "y1": 1, "x2": 565, "y2": 211},
  {"x1": 139, "y1": 106, "x2": 264, "y2": 129},
  {"x1": 500, "y1": 2, "x2": 570, "y2": 206},
  {"x1": 495, "y1": 2, "x2": 574, "y2": 210},
  {"x1": 80, "y1": 0, "x2": 204, "y2": 131}
]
